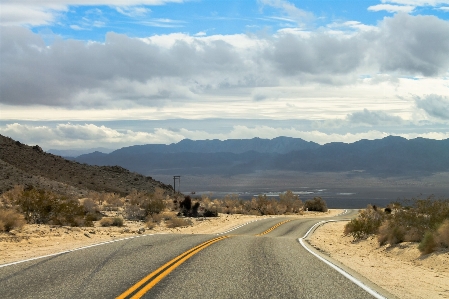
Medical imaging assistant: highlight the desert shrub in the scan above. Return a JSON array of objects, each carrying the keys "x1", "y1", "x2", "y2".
[
  {"x1": 0, "y1": 208, "x2": 26, "y2": 232},
  {"x1": 180, "y1": 195, "x2": 192, "y2": 212},
  {"x1": 378, "y1": 197, "x2": 449, "y2": 246},
  {"x1": 418, "y1": 231, "x2": 438, "y2": 254},
  {"x1": 123, "y1": 204, "x2": 145, "y2": 220},
  {"x1": 104, "y1": 193, "x2": 124, "y2": 208},
  {"x1": 166, "y1": 217, "x2": 192, "y2": 228},
  {"x1": 144, "y1": 195, "x2": 165, "y2": 216},
  {"x1": 100, "y1": 217, "x2": 114, "y2": 227},
  {"x1": 146, "y1": 221, "x2": 155, "y2": 230},
  {"x1": 436, "y1": 219, "x2": 449, "y2": 248},
  {"x1": 148, "y1": 213, "x2": 163, "y2": 224},
  {"x1": 160, "y1": 211, "x2": 176, "y2": 221},
  {"x1": 203, "y1": 209, "x2": 218, "y2": 217},
  {"x1": 252, "y1": 194, "x2": 270, "y2": 215},
  {"x1": 100, "y1": 217, "x2": 123, "y2": 227},
  {"x1": 112, "y1": 217, "x2": 124, "y2": 226},
  {"x1": 378, "y1": 221, "x2": 406, "y2": 245},
  {"x1": 279, "y1": 190, "x2": 303, "y2": 213},
  {"x1": 12, "y1": 187, "x2": 86, "y2": 226},
  {"x1": 123, "y1": 189, "x2": 166, "y2": 219},
  {"x1": 191, "y1": 202, "x2": 200, "y2": 217},
  {"x1": 82, "y1": 198, "x2": 99, "y2": 214},
  {"x1": 1, "y1": 185, "x2": 24, "y2": 208},
  {"x1": 85, "y1": 212, "x2": 102, "y2": 222},
  {"x1": 344, "y1": 205, "x2": 386, "y2": 240},
  {"x1": 304, "y1": 197, "x2": 328, "y2": 212}
]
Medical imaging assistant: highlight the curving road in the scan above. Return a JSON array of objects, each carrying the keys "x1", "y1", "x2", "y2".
[{"x1": 0, "y1": 210, "x2": 384, "y2": 298}]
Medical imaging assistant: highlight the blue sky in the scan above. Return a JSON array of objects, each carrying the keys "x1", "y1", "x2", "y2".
[{"x1": 1, "y1": 0, "x2": 449, "y2": 151}]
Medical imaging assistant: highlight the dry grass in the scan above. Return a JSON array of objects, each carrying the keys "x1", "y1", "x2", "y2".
[
  {"x1": 99, "y1": 217, "x2": 124, "y2": 227},
  {"x1": 166, "y1": 217, "x2": 192, "y2": 228},
  {"x1": 0, "y1": 208, "x2": 26, "y2": 232}
]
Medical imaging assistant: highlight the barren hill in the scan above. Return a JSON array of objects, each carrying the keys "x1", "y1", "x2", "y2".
[{"x1": 0, "y1": 134, "x2": 173, "y2": 196}]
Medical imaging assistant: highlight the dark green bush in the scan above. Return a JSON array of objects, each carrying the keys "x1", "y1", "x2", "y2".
[
  {"x1": 344, "y1": 205, "x2": 386, "y2": 240},
  {"x1": 378, "y1": 197, "x2": 449, "y2": 247},
  {"x1": 203, "y1": 209, "x2": 218, "y2": 217},
  {"x1": 304, "y1": 197, "x2": 328, "y2": 212},
  {"x1": 419, "y1": 231, "x2": 437, "y2": 254}
]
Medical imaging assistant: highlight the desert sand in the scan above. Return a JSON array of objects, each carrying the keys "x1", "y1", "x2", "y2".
[{"x1": 309, "y1": 221, "x2": 449, "y2": 299}]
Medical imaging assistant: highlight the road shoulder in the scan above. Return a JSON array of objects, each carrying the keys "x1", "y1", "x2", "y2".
[{"x1": 308, "y1": 221, "x2": 449, "y2": 299}]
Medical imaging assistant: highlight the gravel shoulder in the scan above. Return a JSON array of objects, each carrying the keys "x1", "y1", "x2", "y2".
[{"x1": 308, "y1": 221, "x2": 449, "y2": 299}]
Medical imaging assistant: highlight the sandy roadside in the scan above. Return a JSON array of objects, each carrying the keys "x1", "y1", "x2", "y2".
[
  {"x1": 0, "y1": 209, "x2": 342, "y2": 265},
  {"x1": 308, "y1": 221, "x2": 449, "y2": 299}
]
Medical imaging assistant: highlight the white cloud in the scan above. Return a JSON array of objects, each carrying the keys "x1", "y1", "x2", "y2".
[
  {"x1": 0, "y1": 1, "x2": 184, "y2": 27},
  {"x1": 116, "y1": 6, "x2": 151, "y2": 17},
  {"x1": 347, "y1": 109, "x2": 404, "y2": 126},
  {"x1": 368, "y1": 0, "x2": 449, "y2": 13},
  {"x1": 368, "y1": 4, "x2": 415, "y2": 13},
  {"x1": 0, "y1": 123, "x2": 183, "y2": 149},
  {"x1": 381, "y1": 0, "x2": 449, "y2": 6},
  {"x1": 4, "y1": 122, "x2": 449, "y2": 151},
  {"x1": 415, "y1": 94, "x2": 449, "y2": 119},
  {"x1": 258, "y1": 0, "x2": 314, "y2": 27}
]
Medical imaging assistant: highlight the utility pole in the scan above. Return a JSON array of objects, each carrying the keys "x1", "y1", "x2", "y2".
[{"x1": 173, "y1": 175, "x2": 181, "y2": 193}]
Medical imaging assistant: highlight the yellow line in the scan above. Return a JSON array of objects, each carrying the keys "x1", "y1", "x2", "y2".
[
  {"x1": 116, "y1": 236, "x2": 229, "y2": 299},
  {"x1": 256, "y1": 219, "x2": 293, "y2": 236}
]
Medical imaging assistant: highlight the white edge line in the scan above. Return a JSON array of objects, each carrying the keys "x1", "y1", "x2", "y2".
[
  {"x1": 298, "y1": 219, "x2": 387, "y2": 299},
  {"x1": 2, "y1": 217, "x2": 265, "y2": 268},
  {"x1": 0, "y1": 210, "x2": 349, "y2": 268},
  {"x1": 0, "y1": 233, "x2": 157, "y2": 269}
]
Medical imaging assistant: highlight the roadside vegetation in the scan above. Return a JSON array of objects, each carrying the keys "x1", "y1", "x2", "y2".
[
  {"x1": 344, "y1": 196, "x2": 449, "y2": 254},
  {"x1": 0, "y1": 185, "x2": 328, "y2": 233}
]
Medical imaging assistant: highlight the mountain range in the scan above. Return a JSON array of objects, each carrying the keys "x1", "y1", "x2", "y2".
[{"x1": 73, "y1": 136, "x2": 449, "y2": 177}]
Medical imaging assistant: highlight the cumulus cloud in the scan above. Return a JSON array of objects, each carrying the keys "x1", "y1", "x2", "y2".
[
  {"x1": 1, "y1": 13, "x2": 449, "y2": 109},
  {"x1": 415, "y1": 94, "x2": 449, "y2": 119},
  {"x1": 374, "y1": 13, "x2": 449, "y2": 76}
]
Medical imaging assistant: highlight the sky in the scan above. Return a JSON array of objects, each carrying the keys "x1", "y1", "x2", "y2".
[{"x1": 1, "y1": 0, "x2": 449, "y2": 151}]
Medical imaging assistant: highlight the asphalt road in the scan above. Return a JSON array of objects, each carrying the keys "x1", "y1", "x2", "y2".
[{"x1": 0, "y1": 210, "x2": 380, "y2": 299}]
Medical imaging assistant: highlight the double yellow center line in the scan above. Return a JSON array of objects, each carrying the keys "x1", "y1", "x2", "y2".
[
  {"x1": 116, "y1": 235, "x2": 229, "y2": 299},
  {"x1": 117, "y1": 219, "x2": 294, "y2": 298},
  {"x1": 256, "y1": 219, "x2": 293, "y2": 236}
]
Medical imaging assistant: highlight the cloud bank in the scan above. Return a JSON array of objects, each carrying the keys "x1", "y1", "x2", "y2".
[{"x1": 1, "y1": 13, "x2": 449, "y2": 110}]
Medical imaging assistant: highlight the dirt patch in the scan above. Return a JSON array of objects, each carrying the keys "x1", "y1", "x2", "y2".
[{"x1": 308, "y1": 221, "x2": 449, "y2": 299}]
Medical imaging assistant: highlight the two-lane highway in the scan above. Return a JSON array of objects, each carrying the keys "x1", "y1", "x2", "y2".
[{"x1": 0, "y1": 210, "x2": 380, "y2": 298}]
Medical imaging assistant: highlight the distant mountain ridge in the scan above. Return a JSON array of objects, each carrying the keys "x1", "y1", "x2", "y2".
[
  {"x1": 74, "y1": 136, "x2": 449, "y2": 177},
  {"x1": 109, "y1": 136, "x2": 320, "y2": 155}
]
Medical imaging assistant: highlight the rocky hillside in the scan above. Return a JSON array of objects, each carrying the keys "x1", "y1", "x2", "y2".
[{"x1": 0, "y1": 134, "x2": 173, "y2": 197}]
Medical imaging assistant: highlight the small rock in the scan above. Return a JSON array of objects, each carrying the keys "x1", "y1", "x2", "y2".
[{"x1": 84, "y1": 232, "x2": 91, "y2": 238}]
